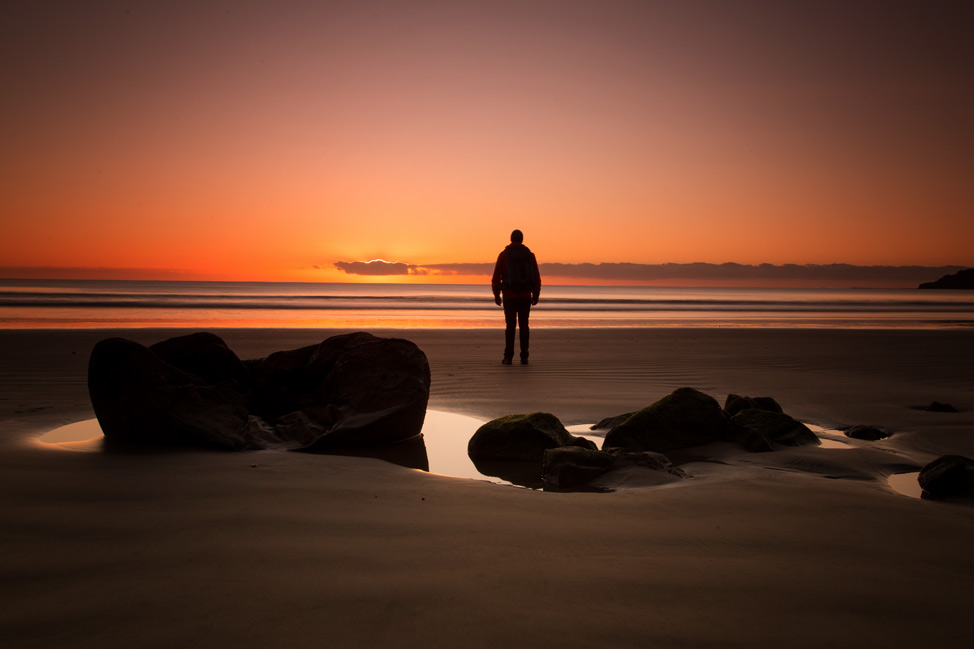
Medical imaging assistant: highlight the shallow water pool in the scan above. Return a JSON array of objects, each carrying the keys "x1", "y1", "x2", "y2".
[
  {"x1": 36, "y1": 411, "x2": 535, "y2": 486},
  {"x1": 887, "y1": 471, "x2": 922, "y2": 499},
  {"x1": 36, "y1": 414, "x2": 876, "y2": 490}
]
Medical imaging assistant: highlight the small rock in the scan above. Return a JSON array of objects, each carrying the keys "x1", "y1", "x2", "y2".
[
  {"x1": 925, "y1": 401, "x2": 960, "y2": 413},
  {"x1": 844, "y1": 425, "x2": 889, "y2": 441},
  {"x1": 543, "y1": 446, "x2": 615, "y2": 490},
  {"x1": 590, "y1": 412, "x2": 635, "y2": 430},
  {"x1": 543, "y1": 446, "x2": 686, "y2": 491},
  {"x1": 918, "y1": 455, "x2": 974, "y2": 499}
]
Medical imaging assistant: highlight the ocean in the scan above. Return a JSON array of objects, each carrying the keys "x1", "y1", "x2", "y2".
[{"x1": 1, "y1": 278, "x2": 972, "y2": 329}]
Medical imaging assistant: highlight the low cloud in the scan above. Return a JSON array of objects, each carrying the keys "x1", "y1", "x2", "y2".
[
  {"x1": 332, "y1": 260, "x2": 411, "y2": 276},
  {"x1": 538, "y1": 262, "x2": 968, "y2": 284},
  {"x1": 332, "y1": 261, "x2": 493, "y2": 277},
  {"x1": 416, "y1": 263, "x2": 494, "y2": 276}
]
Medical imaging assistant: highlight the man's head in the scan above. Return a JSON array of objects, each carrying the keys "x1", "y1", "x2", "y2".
[{"x1": 510, "y1": 229, "x2": 524, "y2": 244}]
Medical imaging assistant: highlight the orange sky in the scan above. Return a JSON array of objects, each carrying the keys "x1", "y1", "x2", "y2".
[{"x1": 1, "y1": 1, "x2": 971, "y2": 284}]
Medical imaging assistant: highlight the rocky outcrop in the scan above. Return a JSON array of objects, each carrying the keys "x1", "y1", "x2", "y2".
[
  {"x1": 918, "y1": 268, "x2": 974, "y2": 289},
  {"x1": 603, "y1": 387, "x2": 726, "y2": 453},
  {"x1": 467, "y1": 412, "x2": 596, "y2": 463},
  {"x1": 542, "y1": 446, "x2": 686, "y2": 491},
  {"x1": 726, "y1": 409, "x2": 820, "y2": 452},
  {"x1": 917, "y1": 455, "x2": 974, "y2": 500},
  {"x1": 88, "y1": 332, "x2": 431, "y2": 451}
]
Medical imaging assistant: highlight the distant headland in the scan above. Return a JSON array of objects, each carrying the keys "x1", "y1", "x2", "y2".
[{"x1": 919, "y1": 268, "x2": 974, "y2": 289}]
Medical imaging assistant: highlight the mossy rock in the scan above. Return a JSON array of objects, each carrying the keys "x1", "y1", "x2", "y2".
[
  {"x1": 603, "y1": 387, "x2": 727, "y2": 453},
  {"x1": 467, "y1": 412, "x2": 595, "y2": 462}
]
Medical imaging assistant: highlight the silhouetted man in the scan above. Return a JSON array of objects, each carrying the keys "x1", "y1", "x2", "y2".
[{"x1": 491, "y1": 229, "x2": 541, "y2": 365}]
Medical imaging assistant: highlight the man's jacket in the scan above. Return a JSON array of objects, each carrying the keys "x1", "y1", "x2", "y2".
[{"x1": 492, "y1": 243, "x2": 541, "y2": 300}]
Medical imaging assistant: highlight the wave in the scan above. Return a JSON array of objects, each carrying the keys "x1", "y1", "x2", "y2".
[
  {"x1": 2, "y1": 280, "x2": 972, "y2": 328},
  {"x1": 2, "y1": 290, "x2": 973, "y2": 312}
]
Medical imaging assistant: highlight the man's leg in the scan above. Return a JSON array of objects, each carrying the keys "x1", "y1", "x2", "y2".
[
  {"x1": 517, "y1": 299, "x2": 531, "y2": 362},
  {"x1": 503, "y1": 299, "x2": 517, "y2": 363}
]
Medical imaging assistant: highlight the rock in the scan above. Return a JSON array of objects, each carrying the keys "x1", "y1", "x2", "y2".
[
  {"x1": 723, "y1": 394, "x2": 783, "y2": 417},
  {"x1": 88, "y1": 338, "x2": 256, "y2": 450},
  {"x1": 240, "y1": 415, "x2": 282, "y2": 448},
  {"x1": 273, "y1": 411, "x2": 326, "y2": 446},
  {"x1": 727, "y1": 409, "x2": 820, "y2": 451},
  {"x1": 467, "y1": 412, "x2": 596, "y2": 463},
  {"x1": 917, "y1": 455, "x2": 974, "y2": 499},
  {"x1": 590, "y1": 412, "x2": 635, "y2": 430},
  {"x1": 149, "y1": 332, "x2": 249, "y2": 386},
  {"x1": 925, "y1": 401, "x2": 960, "y2": 413},
  {"x1": 603, "y1": 387, "x2": 727, "y2": 453},
  {"x1": 291, "y1": 333, "x2": 432, "y2": 451},
  {"x1": 843, "y1": 425, "x2": 889, "y2": 441},
  {"x1": 542, "y1": 446, "x2": 686, "y2": 491},
  {"x1": 88, "y1": 332, "x2": 431, "y2": 452},
  {"x1": 542, "y1": 446, "x2": 616, "y2": 489},
  {"x1": 918, "y1": 268, "x2": 974, "y2": 289}
]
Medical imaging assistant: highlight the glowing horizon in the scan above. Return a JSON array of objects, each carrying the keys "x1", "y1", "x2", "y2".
[{"x1": 0, "y1": 259, "x2": 965, "y2": 290}]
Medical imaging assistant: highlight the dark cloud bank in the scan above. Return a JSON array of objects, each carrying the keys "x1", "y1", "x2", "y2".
[{"x1": 332, "y1": 260, "x2": 967, "y2": 286}]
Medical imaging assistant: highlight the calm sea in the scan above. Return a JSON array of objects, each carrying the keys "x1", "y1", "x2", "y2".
[{"x1": 1, "y1": 279, "x2": 972, "y2": 329}]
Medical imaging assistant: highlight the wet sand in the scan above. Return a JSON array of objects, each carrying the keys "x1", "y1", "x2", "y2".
[{"x1": 2, "y1": 328, "x2": 973, "y2": 648}]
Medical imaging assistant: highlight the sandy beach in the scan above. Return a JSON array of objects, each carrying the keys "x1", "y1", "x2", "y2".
[{"x1": 2, "y1": 327, "x2": 973, "y2": 648}]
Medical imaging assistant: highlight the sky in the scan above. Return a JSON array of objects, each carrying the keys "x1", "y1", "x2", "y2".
[{"x1": 1, "y1": 0, "x2": 971, "y2": 285}]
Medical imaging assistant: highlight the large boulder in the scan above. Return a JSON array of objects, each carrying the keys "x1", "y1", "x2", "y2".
[
  {"x1": 88, "y1": 332, "x2": 431, "y2": 452},
  {"x1": 727, "y1": 409, "x2": 820, "y2": 451},
  {"x1": 542, "y1": 446, "x2": 686, "y2": 491},
  {"x1": 149, "y1": 332, "x2": 249, "y2": 386},
  {"x1": 603, "y1": 387, "x2": 727, "y2": 453},
  {"x1": 917, "y1": 455, "x2": 974, "y2": 500},
  {"x1": 88, "y1": 338, "x2": 260, "y2": 450},
  {"x1": 467, "y1": 412, "x2": 596, "y2": 463},
  {"x1": 290, "y1": 333, "x2": 432, "y2": 451}
]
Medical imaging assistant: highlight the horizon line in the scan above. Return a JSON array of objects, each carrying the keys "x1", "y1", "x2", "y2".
[{"x1": 1, "y1": 261, "x2": 970, "y2": 288}]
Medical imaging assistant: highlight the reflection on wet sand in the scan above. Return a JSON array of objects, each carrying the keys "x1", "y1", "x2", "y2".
[{"x1": 315, "y1": 434, "x2": 430, "y2": 472}]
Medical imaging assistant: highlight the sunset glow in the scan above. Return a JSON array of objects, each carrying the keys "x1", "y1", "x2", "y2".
[{"x1": 1, "y1": 1, "x2": 971, "y2": 285}]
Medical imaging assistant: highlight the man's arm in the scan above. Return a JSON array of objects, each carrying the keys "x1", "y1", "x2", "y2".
[
  {"x1": 531, "y1": 253, "x2": 541, "y2": 305},
  {"x1": 491, "y1": 250, "x2": 506, "y2": 306}
]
